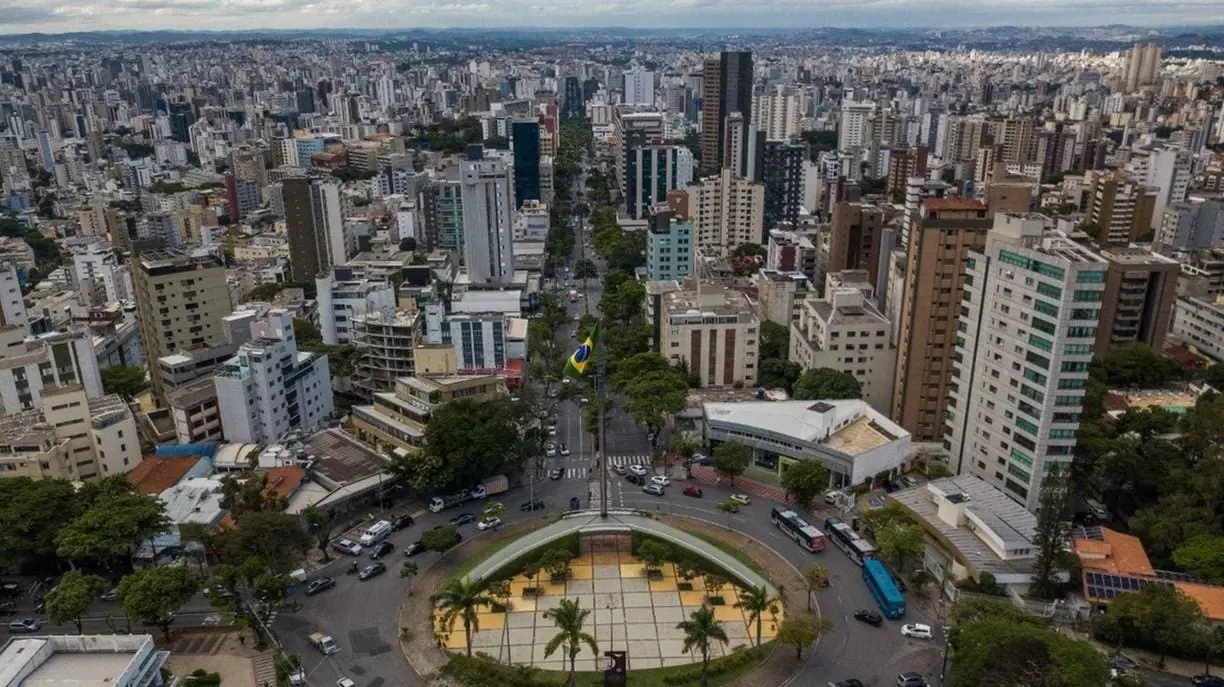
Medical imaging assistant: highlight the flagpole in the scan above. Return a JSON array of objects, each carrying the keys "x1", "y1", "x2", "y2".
[{"x1": 597, "y1": 313, "x2": 608, "y2": 519}]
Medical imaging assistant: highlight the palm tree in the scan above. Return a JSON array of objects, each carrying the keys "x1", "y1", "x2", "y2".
[
  {"x1": 802, "y1": 565, "x2": 831, "y2": 612},
  {"x1": 543, "y1": 598, "x2": 599, "y2": 686},
  {"x1": 432, "y1": 578, "x2": 494, "y2": 656},
  {"x1": 677, "y1": 605, "x2": 729, "y2": 687},
  {"x1": 734, "y1": 585, "x2": 780, "y2": 653}
]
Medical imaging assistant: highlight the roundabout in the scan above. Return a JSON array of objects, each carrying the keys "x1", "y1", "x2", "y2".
[{"x1": 397, "y1": 511, "x2": 807, "y2": 687}]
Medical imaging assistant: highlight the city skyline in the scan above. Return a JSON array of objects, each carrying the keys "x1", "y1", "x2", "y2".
[{"x1": 2, "y1": 3, "x2": 1224, "y2": 35}]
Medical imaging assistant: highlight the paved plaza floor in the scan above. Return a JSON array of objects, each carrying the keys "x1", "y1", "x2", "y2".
[{"x1": 435, "y1": 536, "x2": 782, "y2": 670}]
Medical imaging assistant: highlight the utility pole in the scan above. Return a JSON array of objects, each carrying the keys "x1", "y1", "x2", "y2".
[{"x1": 596, "y1": 313, "x2": 608, "y2": 519}]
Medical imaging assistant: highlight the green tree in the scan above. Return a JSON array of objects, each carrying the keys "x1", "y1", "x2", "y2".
[
  {"x1": 100, "y1": 365, "x2": 149, "y2": 398},
  {"x1": 1174, "y1": 535, "x2": 1224, "y2": 585},
  {"x1": 735, "y1": 585, "x2": 781, "y2": 653},
  {"x1": 483, "y1": 500, "x2": 507, "y2": 523},
  {"x1": 422, "y1": 525, "x2": 463, "y2": 555},
  {"x1": 801, "y1": 565, "x2": 831, "y2": 612},
  {"x1": 391, "y1": 397, "x2": 536, "y2": 491},
  {"x1": 55, "y1": 491, "x2": 169, "y2": 565},
  {"x1": 713, "y1": 442, "x2": 752, "y2": 486},
  {"x1": 433, "y1": 577, "x2": 494, "y2": 656},
  {"x1": 623, "y1": 369, "x2": 689, "y2": 459},
  {"x1": 948, "y1": 595, "x2": 1040, "y2": 627},
  {"x1": 635, "y1": 540, "x2": 671, "y2": 575},
  {"x1": 1096, "y1": 342, "x2": 1185, "y2": 388},
  {"x1": 950, "y1": 619, "x2": 1107, "y2": 687},
  {"x1": 1098, "y1": 583, "x2": 1206, "y2": 665},
  {"x1": 292, "y1": 317, "x2": 323, "y2": 345},
  {"x1": 609, "y1": 353, "x2": 674, "y2": 392},
  {"x1": 777, "y1": 612, "x2": 834, "y2": 661},
  {"x1": 758, "y1": 321, "x2": 791, "y2": 361},
  {"x1": 1031, "y1": 466, "x2": 1073, "y2": 599},
  {"x1": 302, "y1": 505, "x2": 333, "y2": 563},
  {"x1": 572, "y1": 259, "x2": 598, "y2": 280},
  {"x1": 45, "y1": 570, "x2": 107, "y2": 634},
  {"x1": 875, "y1": 520, "x2": 926, "y2": 576},
  {"x1": 213, "y1": 511, "x2": 310, "y2": 572},
  {"x1": 0, "y1": 478, "x2": 83, "y2": 569},
  {"x1": 780, "y1": 460, "x2": 829, "y2": 510},
  {"x1": 757, "y1": 358, "x2": 802, "y2": 393},
  {"x1": 543, "y1": 599, "x2": 599, "y2": 686},
  {"x1": 116, "y1": 566, "x2": 199, "y2": 640},
  {"x1": 792, "y1": 367, "x2": 862, "y2": 400},
  {"x1": 677, "y1": 605, "x2": 729, "y2": 687},
  {"x1": 247, "y1": 282, "x2": 285, "y2": 301}
]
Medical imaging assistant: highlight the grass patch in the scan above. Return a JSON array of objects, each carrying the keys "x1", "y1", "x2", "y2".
[
  {"x1": 449, "y1": 535, "x2": 518, "y2": 582},
  {"x1": 688, "y1": 531, "x2": 769, "y2": 581}
]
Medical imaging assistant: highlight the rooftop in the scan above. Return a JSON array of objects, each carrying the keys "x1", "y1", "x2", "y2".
[
  {"x1": 660, "y1": 280, "x2": 756, "y2": 319},
  {"x1": 703, "y1": 400, "x2": 904, "y2": 457},
  {"x1": 304, "y1": 428, "x2": 390, "y2": 487},
  {"x1": 165, "y1": 375, "x2": 220, "y2": 409},
  {"x1": 158, "y1": 477, "x2": 226, "y2": 526},
  {"x1": 126, "y1": 455, "x2": 203, "y2": 495},
  {"x1": 0, "y1": 635, "x2": 164, "y2": 687},
  {"x1": 922, "y1": 197, "x2": 987, "y2": 213}
]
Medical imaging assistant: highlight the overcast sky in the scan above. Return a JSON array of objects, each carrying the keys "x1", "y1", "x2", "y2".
[{"x1": 0, "y1": 0, "x2": 1221, "y2": 34}]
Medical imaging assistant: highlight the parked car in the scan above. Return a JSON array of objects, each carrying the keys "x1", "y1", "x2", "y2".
[
  {"x1": 643, "y1": 483, "x2": 665, "y2": 496},
  {"x1": 558, "y1": 444, "x2": 569, "y2": 456},
  {"x1": 897, "y1": 673, "x2": 927, "y2": 687},
  {"x1": 683, "y1": 486, "x2": 704, "y2": 498},
  {"x1": 305, "y1": 577, "x2": 336, "y2": 596},
  {"x1": 358, "y1": 563, "x2": 387, "y2": 581},
  {"x1": 390, "y1": 515, "x2": 414, "y2": 531},
  {"x1": 546, "y1": 446, "x2": 557, "y2": 457},
  {"x1": 7, "y1": 618, "x2": 41, "y2": 634},
  {"x1": 730, "y1": 493, "x2": 752, "y2": 505},
  {"x1": 625, "y1": 474, "x2": 645, "y2": 486},
  {"x1": 901, "y1": 475, "x2": 920, "y2": 488},
  {"x1": 1192, "y1": 676, "x2": 1224, "y2": 687},
  {"x1": 853, "y1": 609, "x2": 883, "y2": 626},
  {"x1": 332, "y1": 539, "x2": 362, "y2": 556},
  {"x1": 569, "y1": 497, "x2": 581, "y2": 510},
  {"x1": 368, "y1": 541, "x2": 395, "y2": 559},
  {"x1": 901, "y1": 623, "x2": 933, "y2": 639},
  {"x1": 403, "y1": 541, "x2": 426, "y2": 557},
  {"x1": 650, "y1": 475, "x2": 671, "y2": 487},
  {"x1": 478, "y1": 517, "x2": 502, "y2": 531},
  {"x1": 520, "y1": 499, "x2": 546, "y2": 512},
  {"x1": 337, "y1": 678, "x2": 358, "y2": 687},
  {"x1": 628, "y1": 464, "x2": 648, "y2": 476},
  {"x1": 549, "y1": 467, "x2": 564, "y2": 480},
  {"x1": 612, "y1": 463, "x2": 627, "y2": 475},
  {"x1": 99, "y1": 588, "x2": 117, "y2": 602},
  {"x1": 449, "y1": 513, "x2": 477, "y2": 527},
  {"x1": 694, "y1": 453, "x2": 714, "y2": 466},
  {"x1": 1108, "y1": 652, "x2": 1138, "y2": 669}
]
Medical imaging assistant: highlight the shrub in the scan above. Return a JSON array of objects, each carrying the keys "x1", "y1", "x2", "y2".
[{"x1": 660, "y1": 648, "x2": 759, "y2": 685}]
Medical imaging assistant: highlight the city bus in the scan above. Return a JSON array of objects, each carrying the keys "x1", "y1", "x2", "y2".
[
  {"x1": 770, "y1": 506, "x2": 826, "y2": 553},
  {"x1": 823, "y1": 516, "x2": 877, "y2": 565},
  {"x1": 862, "y1": 558, "x2": 906, "y2": 619}
]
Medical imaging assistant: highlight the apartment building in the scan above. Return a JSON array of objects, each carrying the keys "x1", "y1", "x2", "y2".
[
  {"x1": 760, "y1": 140, "x2": 807, "y2": 234},
  {"x1": 351, "y1": 374, "x2": 502, "y2": 454},
  {"x1": 892, "y1": 198, "x2": 991, "y2": 442},
  {"x1": 646, "y1": 211, "x2": 693, "y2": 281},
  {"x1": 0, "y1": 327, "x2": 103, "y2": 416},
  {"x1": 316, "y1": 269, "x2": 396, "y2": 345},
  {"x1": 1158, "y1": 198, "x2": 1224, "y2": 254},
  {"x1": 460, "y1": 156, "x2": 516, "y2": 284},
  {"x1": 828, "y1": 203, "x2": 889, "y2": 291},
  {"x1": 1173, "y1": 295, "x2": 1224, "y2": 363},
  {"x1": 1087, "y1": 171, "x2": 1159, "y2": 246},
  {"x1": 755, "y1": 269, "x2": 812, "y2": 327},
  {"x1": 789, "y1": 287, "x2": 896, "y2": 414},
  {"x1": 691, "y1": 168, "x2": 765, "y2": 256},
  {"x1": 649, "y1": 279, "x2": 759, "y2": 389},
  {"x1": 283, "y1": 176, "x2": 345, "y2": 281},
  {"x1": 0, "y1": 386, "x2": 140, "y2": 481},
  {"x1": 946, "y1": 213, "x2": 1106, "y2": 512},
  {"x1": 132, "y1": 248, "x2": 231, "y2": 403},
  {"x1": 166, "y1": 375, "x2": 223, "y2": 444},
  {"x1": 214, "y1": 309, "x2": 334, "y2": 443},
  {"x1": 752, "y1": 85, "x2": 803, "y2": 141},
  {"x1": 351, "y1": 309, "x2": 418, "y2": 399},
  {"x1": 1095, "y1": 247, "x2": 1179, "y2": 352}
]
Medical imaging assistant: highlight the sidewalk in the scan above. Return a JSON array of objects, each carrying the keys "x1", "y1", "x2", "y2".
[{"x1": 690, "y1": 466, "x2": 789, "y2": 504}]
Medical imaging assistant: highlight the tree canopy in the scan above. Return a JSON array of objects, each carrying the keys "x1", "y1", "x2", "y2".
[
  {"x1": 779, "y1": 460, "x2": 829, "y2": 511},
  {"x1": 0, "y1": 478, "x2": 83, "y2": 569},
  {"x1": 100, "y1": 365, "x2": 149, "y2": 398},
  {"x1": 792, "y1": 367, "x2": 862, "y2": 400},
  {"x1": 1097, "y1": 584, "x2": 1207, "y2": 663},
  {"x1": 1094, "y1": 342, "x2": 1186, "y2": 388},
  {"x1": 713, "y1": 442, "x2": 752, "y2": 485},
  {"x1": 55, "y1": 490, "x2": 169, "y2": 565},
  {"x1": 950, "y1": 618, "x2": 1107, "y2": 687},
  {"x1": 117, "y1": 566, "x2": 198, "y2": 639}
]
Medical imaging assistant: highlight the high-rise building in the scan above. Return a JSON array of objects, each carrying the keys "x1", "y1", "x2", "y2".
[
  {"x1": 752, "y1": 86, "x2": 803, "y2": 141},
  {"x1": 1129, "y1": 147, "x2": 1191, "y2": 229},
  {"x1": 624, "y1": 139, "x2": 689, "y2": 220},
  {"x1": 690, "y1": 168, "x2": 765, "y2": 256},
  {"x1": 1123, "y1": 42, "x2": 1162, "y2": 92},
  {"x1": 1158, "y1": 198, "x2": 1224, "y2": 254},
  {"x1": 838, "y1": 101, "x2": 876, "y2": 151},
  {"x1": 562, "y1": 76, "x2": 584, "y2": 119},
  {"x1": 1087, "y1": 171, "x2": 1159, "y2": 246},
  {"x1": 828, "y1": 203, "x2": 888, "y2": 290},
  {"x1": 700, "y1": 51, "x2": 754, "y2": 171},
  {"x1": 886, "y1": 146, "x2": 928, "y2": 195},
  {"x1": 892, "y1": 198, "x2": 991, "y2": 442},
  {"x1": 132, "y1": 248, "x2": 231, "y2": 403},
  {"x1": 623, "y1": 67, "x2": 656, "y2": 107},
  {"x1": 998, "y1": 118, "x2": 1036, "y2": 165},
  {"x1": 649, "y1": 279, "x2": 759, "y2": 389},
  {"x1": 350, "y1": 310, "x2": 418, "y2": 399},
  {"x1": 1095, "y1": 247, "x2": 1178, "y2": 353},
  {"x1": 422, "y1": 174, "x2": 464, "y2": 252},
  {"x1": 460, "y1": 158, "x2": 515, "y2": 284},
  {"x1": 316, "y1": 269, "x2": 397, "y2": 345},
  {"x1": 215, "y1": 309, "x2": 333, "y2": 443},
  {"x1": 947, "y1": 213, "x2": 1106, "y2": 512},
  {"x1": 283, "y1": 177, "x2": 345, "y2": 281},
  {"x1": 760, "y1": 141, "x2": 807, "y2": 236},
  {"x1": 790, "y1": 285, "x2": 896, "y2": 414},
  {"x1": 511, "y1": 120, "x2": 541, "y2": 208},
  {"x1": 646, "y1": 210, "x2": 693, "y2": 282}
]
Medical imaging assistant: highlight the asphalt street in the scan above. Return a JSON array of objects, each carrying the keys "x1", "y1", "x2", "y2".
[{"x1": 270, "y1": 197, "x2": 946, "y2": 687}]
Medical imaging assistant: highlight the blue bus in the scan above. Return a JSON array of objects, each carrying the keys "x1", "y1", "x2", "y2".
[{"x1": 862, "y1": 558, "x2": 906, "y2": 619}]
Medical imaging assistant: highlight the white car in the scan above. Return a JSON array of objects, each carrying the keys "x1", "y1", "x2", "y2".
[
  {"x1": 478, "y1": 517, "x2": 502, "y2": 531},
  {"x1": 730, "y1": 493, "x2": 752, "y2": 505},
  {"x1": 337, "y1": 678, "x2": 358, "y2": 687},
  {"x1": 901, "y1": 623, "x2": 933, "y2": 639},
  {"x1": 628, "y1": 464, "x2": 648, "y2": 477},
  {"x1": 546, "y1": 446, "x2": 557, "y2": 457},
  {"x1": 650, "y1": 475, "x2": 671, "y2": 487}
]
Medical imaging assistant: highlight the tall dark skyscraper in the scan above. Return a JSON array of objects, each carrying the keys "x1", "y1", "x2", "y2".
[
  {"x1": 700, "y1": 51, "x2": 753, "y2": 172},
  {"x1": 760, "y1": 140, "x2": 808, "y2": 237},
  {"x1": 562, "y1": 76, "x2": 584, "y2": 119},
  {"x1": 511, "y1": 120, "x2": 541, "y2": 208}
]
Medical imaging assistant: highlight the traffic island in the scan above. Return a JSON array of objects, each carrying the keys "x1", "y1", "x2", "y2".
[{"x1": 400, "y1": 511, "x2": 812, "y2": 687}]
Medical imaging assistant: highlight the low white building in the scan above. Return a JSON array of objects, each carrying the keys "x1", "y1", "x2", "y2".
[
  {"x1": 890, "y1": 475, "x2": 1038, "y2": 600},
  {"x1": 1172, "y1": 295, "x2": 1224, "y2": 362},
  {"x1": 214, "y1": 309, "x2": 334, "y2": 443},
  {"x1": 0, "y1": 634, "x2": 169, "y2": 687},
  {"x1": 702, "y1": 399, "x2": 909, "y2": 486}
]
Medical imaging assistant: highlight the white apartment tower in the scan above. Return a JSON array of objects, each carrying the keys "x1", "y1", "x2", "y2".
[
  {"x1": 691, "y1": 168, "x2": 765, "y2": 257},
  {"x1": 752, "y1": 86, "x2": 803, "y2": 141},
  {"x1": 460, "y1": 158, "x2": 516, "y2": 284},
  {"x1": 946, "y1": 213, "x2": 1107, "y2": 513},
  {"x1": 214, "y1": 309, "x2": 334, "y2": 443},
  {"x1": 623, "y1": 67, "x2": 656, "y2": 107},
  {"x1": 839, "y1": 101, "x2": 876, "y2": 151}
]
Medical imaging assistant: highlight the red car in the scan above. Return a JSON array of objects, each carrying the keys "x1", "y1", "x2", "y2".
[{"x1": 683, "y1": 486, "x2": 703, "y2": 498}]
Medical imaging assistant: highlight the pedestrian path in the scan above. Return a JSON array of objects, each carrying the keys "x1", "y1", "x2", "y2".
[
  {"x1": 604, "y1": 454, "x2": 651, "y2": 468},
  {"x1": 690, "y1": 466, "x2": 790, "y2": 503},
  {"x1": 252, "y1": 653, "x2": 277, "y2": 687}
]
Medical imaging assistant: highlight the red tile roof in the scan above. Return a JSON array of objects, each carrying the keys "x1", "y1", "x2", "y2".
[{"x1": 126, "y1": 456, "x2": 201, "y2": 495}]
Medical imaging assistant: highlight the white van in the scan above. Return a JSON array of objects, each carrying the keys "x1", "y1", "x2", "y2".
[{"x1": 358, "y1": 520, "x2": 392, "y2": 546}]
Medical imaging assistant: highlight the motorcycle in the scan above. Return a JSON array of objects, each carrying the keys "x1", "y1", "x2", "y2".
[
  {"x1": 0, "y1": 602, "x2": 15, "y2": 615},
  {"x1": 345, "y1": 561, "x2": 359, "y2": 575}
]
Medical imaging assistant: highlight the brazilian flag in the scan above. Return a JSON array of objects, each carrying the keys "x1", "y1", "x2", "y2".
[{"x1": 564, "y1": 323, "x2": 598, "y2": 376}]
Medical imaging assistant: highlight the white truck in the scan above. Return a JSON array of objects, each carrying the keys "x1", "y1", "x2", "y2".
[
  {"x1": 309, "y1": 632, "x2": 339, "y2": 655},
  {"x1": 471, "y1": 474, "x2": 508, "y2": 500}
]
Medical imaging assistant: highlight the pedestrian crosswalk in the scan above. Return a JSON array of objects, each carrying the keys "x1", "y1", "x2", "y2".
[
  {"x1": 605, "y1": 454, "x2": 651, "y2": 468},
  {"x1": 554, "y1": 456, "x2": 652, "y2": 481}
]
